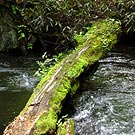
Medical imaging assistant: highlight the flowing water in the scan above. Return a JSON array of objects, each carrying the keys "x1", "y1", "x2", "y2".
[
  {"x1": 71, "y1": 45, "x2": 135, "y2": 135},
  {"x1": 0, "y1": 44, "x2": 135, "y2": 135},
  {"x1": 0, "y1": 53, "x2": 39, "y2": 134}
]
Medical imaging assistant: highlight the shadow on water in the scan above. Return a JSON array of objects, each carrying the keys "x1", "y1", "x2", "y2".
[
  {"x1": 68, "y1": 42, "x2": 135, "y2": 134},
  {"x1": 0, "y1": 53, "x2": 39, "y2": 134}
]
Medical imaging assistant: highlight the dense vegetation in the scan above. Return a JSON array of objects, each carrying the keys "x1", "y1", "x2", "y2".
[{"x1": 0, "y1": 0, "x2": 135, "y2": 53}]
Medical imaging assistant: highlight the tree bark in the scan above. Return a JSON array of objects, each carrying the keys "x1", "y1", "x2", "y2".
[{"x1": 3, "y1": 19, "x2": 120, "y2": 135}]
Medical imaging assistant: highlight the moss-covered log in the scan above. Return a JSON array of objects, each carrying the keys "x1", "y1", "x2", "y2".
[{"x1": 3, "y1": 19, "x2": 120, "y2": 135}]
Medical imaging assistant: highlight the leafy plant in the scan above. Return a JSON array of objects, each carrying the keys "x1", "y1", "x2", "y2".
[
  {"x1": 116, "y1": 0, "x2": 135, "y2": 32},
  {"x1": 35, "y1": 52, "x2": 66, "y2": 79},
  {"x1": 17, "y1": 25, "x2": 26, "y2": 40},
  {"x1": 4, "y1": 0, "x2": 135, "y2": 53}
]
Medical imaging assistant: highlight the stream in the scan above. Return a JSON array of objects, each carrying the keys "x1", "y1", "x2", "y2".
[
  {"x1": 0, "y1": 43, "x2": 135, "y2": 135},
  {"x1": 0, "y1": 53, "x2": 39, "y2": 134},
  {"x1": 70, "y1": 44, "x2": 135, "y2": 135}
]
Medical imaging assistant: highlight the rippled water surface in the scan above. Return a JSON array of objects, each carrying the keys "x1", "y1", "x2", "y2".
[
  {"x1": 0, "y1": 54, "x2": 39, "y2": 134},
  {"x1": 72, "y1": 46, "x2": 135, "y2": 135},
  {"x1": 0, "y1": 45, "x2": 134, "y2": 135}
]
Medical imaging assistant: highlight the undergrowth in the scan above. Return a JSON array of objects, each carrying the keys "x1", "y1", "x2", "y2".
[{"x1": 2, "y1": 0, "x2": 134, "y2": 52}]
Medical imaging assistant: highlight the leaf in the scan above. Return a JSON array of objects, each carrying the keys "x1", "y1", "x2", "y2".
[{"x1": 21, "y1": 33, "x2": 25, "y2": 38}]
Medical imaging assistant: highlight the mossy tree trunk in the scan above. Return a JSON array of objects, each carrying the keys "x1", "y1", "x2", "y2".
[{"x1": 3, "y1": 19, "x2": 120, "y2": 135}]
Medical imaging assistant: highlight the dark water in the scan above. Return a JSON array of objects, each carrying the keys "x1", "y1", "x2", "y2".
[
  {"x1": 0, "y1": 54, "x2": 39, "y2": 134},
  {"x1": 71, "y1": 45, "x2": 135, "y2": 135}
]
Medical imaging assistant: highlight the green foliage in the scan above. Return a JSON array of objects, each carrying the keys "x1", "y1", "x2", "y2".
[
  {"x1": 20, "y1": 0, "x2": 134, "y2": 35},
  {"x1": 57, "y1": 115, "x2": 74, "y2": 135},
  {"x1": 17, "y1": 25, "x2": 26, "y2": 40},
  {"x1": 11, "y1": 5, "x2": 19, "y2": 14},
  {"x1": 35, "y1": 52, "x2": 67, "y2": 79},
  {"x1": 35, "y1": 52, "x2": 56, "y2": 79},
  {"x1": 3, "y1": 0, "x2": 134, "y2": 53},
  {"x1": 74, "y1": 31, "x2": 89, "y2": 45},
  {"x1": 116, "y1": 0, "x2": 135, "y2": 32},
  {"x1": 27, "y1": 42, "x2": 33, "y2": 49}
]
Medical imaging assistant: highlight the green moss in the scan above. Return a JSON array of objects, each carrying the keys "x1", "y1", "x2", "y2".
[
  {"x1": 33, "y1": 109, "x2": 58, "y2": 134},
  {"x1": 70, "y1": 80, "x2": 80, "y2": 96},
  {"x1": 19, "y1": 19, "x2": 120, "y2": 134}
]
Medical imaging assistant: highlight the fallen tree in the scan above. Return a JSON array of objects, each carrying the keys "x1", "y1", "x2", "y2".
[{"x1": 4, "y1": 19, "x2": 120, "y2": 135}]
